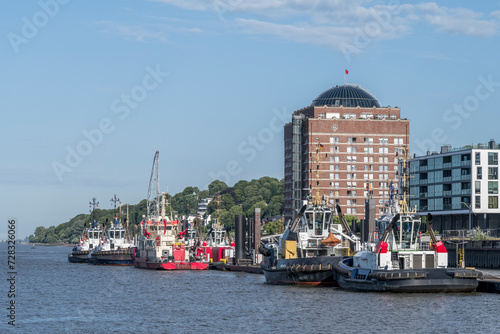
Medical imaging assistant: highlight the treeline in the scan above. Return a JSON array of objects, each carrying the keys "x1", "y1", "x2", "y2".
[{"x1": 29, "y1": 177, "x2": 285, "y2": 244}]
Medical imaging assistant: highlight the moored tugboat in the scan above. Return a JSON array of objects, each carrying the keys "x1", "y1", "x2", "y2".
[
  {"x1": 333, "y1": 147, "x2": 482, "y2": 292},
  {"x1": 68, "y1": 222, "x2": 102, "y2": 263},
  {"x1": 260, "y1": 140, "x2": 359, "y2": 285},
  {"x1": 130, "y1": 151, "x2": 210, "y2": 270},
  {"x1": 88, "y1": 215, "x2": 135, "y2": 265},
  {"x1": 68, "y1": 198, "x2": 103, "y2": 263}
]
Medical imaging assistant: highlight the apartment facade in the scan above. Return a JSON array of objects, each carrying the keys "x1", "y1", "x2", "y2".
[
  {"x1": 409, "y1": 141, "x2": 500, "y2": 232},
  {"x1": 284, "y1": 84, "x2": 410, "y2": 222}
]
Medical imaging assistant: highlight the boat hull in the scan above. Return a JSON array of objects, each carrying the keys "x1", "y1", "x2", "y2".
[
  {"x1": 68, "y1": 250, "x2": 91, "y2": 263},
  {"x1": 131, "y1": 249, "x2": 208, "y2": 270},
  {"x1": 333, "y1": 258, "x2": 481, "y2": 293},
  {"x1": 88, "y1": 249, "x2": 133, "y2": 265},
  {"x1": 261, "y1": 256, "x2": 343, "y2": 286}
]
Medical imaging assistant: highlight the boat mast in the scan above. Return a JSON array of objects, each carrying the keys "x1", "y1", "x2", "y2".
[
  {"x1": 313, "y1": 138, "x2": 322, "y2": 206},
  {"x1": 147, "y1": 151, "x2": 161, "y2": 220},
  {"x1": 89, "y1": 197, "x2": 99, "y2": 224}
]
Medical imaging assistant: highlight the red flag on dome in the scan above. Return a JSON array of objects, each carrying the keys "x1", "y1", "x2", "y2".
[{"x1": 345, "y1": 69, "x2": 349, "y2": 75}]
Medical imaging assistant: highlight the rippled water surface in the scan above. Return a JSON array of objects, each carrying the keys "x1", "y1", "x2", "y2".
[{"x1": 1, "y1": 244, "x2": 499, "y2": 334}]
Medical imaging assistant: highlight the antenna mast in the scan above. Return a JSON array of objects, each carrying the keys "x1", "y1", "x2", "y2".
[{"x1": 147, "y1": 151, "x2": 160, "y2": 220}]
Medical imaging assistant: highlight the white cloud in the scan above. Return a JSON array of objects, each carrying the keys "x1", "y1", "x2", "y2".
[
  {"x1": 417, "y1": 4, "x2": 498, "y2": 37},
  {"x1": 144, "y1": 1, "x2": 499, "y2": 51},
  {"x1": 94, "y1": 21, "x2": 168, "y2": 43}
]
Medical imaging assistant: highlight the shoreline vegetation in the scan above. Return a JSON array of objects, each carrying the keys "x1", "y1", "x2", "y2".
[{"x1": 29, "y1": 177, "x2": 289, "y2": 245}]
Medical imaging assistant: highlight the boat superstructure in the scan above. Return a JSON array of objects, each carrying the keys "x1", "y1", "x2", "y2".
[
  {"x1": 88, "y1": 214, "x2": 135, "y2": 265},
  {"x1": 261, "y1": 140, "x2": 358, "y2": 285},
  {"x1": 334, "y1": 146, "x2": 482, "y2": 292},
  {"x1": 131, "y1": 151, "x2": 209, "y2": 270}
]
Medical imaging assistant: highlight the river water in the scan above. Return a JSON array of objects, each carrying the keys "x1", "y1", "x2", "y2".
[{"x1": 1, "y1": 244, "x2": 499, "y2": 334}]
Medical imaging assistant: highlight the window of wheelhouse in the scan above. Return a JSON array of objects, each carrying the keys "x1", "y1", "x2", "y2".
[
  {"x1": 304, "y1": 212, "x2": 314, "y2": 230},
  {"x1": 314, "y1": 212, "x2": 324, "y2": 236}
]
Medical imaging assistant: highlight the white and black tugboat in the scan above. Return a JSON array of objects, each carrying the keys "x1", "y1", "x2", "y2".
[
  {"x1": 68, "y1": 198, "x2": 103, "y2": 263},
  {"x1": 88, "y1": 215, "x2": 135, "y2": 265},
  {"x1": 333, "y1": 148, "x2": 482, "y2": 292},
  {"x1": 260, "y1": 140, "x2": 359, "y2": 286}
]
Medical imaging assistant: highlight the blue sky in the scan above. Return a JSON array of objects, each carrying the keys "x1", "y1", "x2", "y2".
[{"x1": 2, "y1": 0, "x2": 500, "y2": 238}]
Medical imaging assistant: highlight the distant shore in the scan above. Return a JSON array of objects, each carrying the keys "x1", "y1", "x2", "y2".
[{"x1": 24, "y1": 242, "x2": 73, "y2": 247}]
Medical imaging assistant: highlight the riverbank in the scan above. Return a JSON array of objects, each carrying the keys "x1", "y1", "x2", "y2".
[{"x1": 23, "y1": 242, "x2": 73, "y2": 247}]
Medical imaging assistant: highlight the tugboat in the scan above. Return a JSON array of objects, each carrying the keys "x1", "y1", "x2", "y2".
[
  {"x1": 333, "y1": 147, "x2": 482, "y2": 292},
  {"x1": 68, "y1": 198, "x2": 103, "y2": 263},
  {"x1": 68, "y1": 221, "x2": 103, "y2": 263},
  {"x1": 130, "y1": 151, "x2": 210, "y2": 270},
  {"x1": 260, "y1": 140, "x2": 359, "y2": 286},
  {"x1": 88, "y1": 215, "x2": 135, "y2": 265}
]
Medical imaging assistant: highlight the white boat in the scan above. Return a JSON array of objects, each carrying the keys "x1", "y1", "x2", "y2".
[
  {"x1": 68, "y1": 221, "x2": 103, "y2": 263},
  {"x1": 333, "y1": 148, "x2": 482, "y2": 292},
  {"x1": 88, "y1": 217, "x2": 135, "y2": 265}
]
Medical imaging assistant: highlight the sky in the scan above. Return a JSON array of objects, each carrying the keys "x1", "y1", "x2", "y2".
[{"x1": 2, "y1": 0, "x2": 500, "y2": 239}]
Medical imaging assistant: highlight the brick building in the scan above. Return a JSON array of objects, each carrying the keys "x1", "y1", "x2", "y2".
[{"x1": 284, "y1": 84, "x2": 410, "y2": 223}]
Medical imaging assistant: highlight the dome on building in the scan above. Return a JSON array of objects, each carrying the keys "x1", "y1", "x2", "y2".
[{"x1": 312, "y1": 84, "x2": 381, "y2": 108}]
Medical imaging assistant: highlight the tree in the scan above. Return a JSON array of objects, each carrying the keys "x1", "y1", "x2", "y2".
[
  {"x1": 208, "y1": 180, "x2": 228, "y2": 196},
  {"x1": 263, "y1": 220, "x2": 284, "y2": 235}
]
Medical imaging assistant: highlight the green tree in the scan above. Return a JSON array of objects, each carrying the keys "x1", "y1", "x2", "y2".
[{"x1": 208, "y1": 180, "x2": 228, "y2": 196}]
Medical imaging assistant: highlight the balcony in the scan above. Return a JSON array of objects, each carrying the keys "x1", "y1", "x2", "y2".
[
  {"x1": 443, "y1": 190, "x2": 452, "y2": 196},
  {"x1": 419, "y1": 192, "x2": 428, "y2": 197},
  {"x1": 461, "y1": 160, "x2": 471, "y2": 166},
  {"x1": 419, "y1": 166, "x2": 428, "y2": 171},
  {"x1": 420, "y1": 179, "x2": 427, "y2": 184},
  {"x1": 443, "y1": 177, "x2": 452, "y2": 182},
  {"x1": 461, "y1": 189, "x2": 471, "y2": 195}
]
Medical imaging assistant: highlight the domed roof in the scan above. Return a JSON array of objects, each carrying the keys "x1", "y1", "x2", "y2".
[{"x1": 312, "y1": 84, "x2": 381, "y2": 108}]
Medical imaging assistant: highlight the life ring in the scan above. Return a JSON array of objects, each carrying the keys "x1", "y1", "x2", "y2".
[{"x1": 418, "y1": 231, "x2": 422, "y2": 238}]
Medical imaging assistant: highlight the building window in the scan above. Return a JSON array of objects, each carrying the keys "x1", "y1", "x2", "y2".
[
  {"x1": 330, "y1": 173, "x2": 334, "y2": 180},
  {"x1": 390, "y1": 115, "x2": 397, "y2": 120},
  {"x1": 335, "y1": 173, "x2": 339, "y2": 180},
  {"x1": 364, "y1": 147, "x2": 373, "y2": 154},
  {"x1": 379, "y1": 137, "x2": 388, "y2": 145},
  {"x1": 364, "y1": 137, "x2": 373, "y2": 144},
  {"x1": 488, "y1": 167, "x2": 498, "y2": 180},
  {"x1": 488, "y1": 152, "x2": 498, "y2": 165},
  {"x1": 330, "y1": 137, "x2": 340, "y2": 144},
  {"x1": 475, "y1": 181, "x2": 481, "y2": 194},
  {"x1": 477, "y1": 167, "x2": 482, "y2": 179},
  {"x1": 489, "y1": 181, "x2": 498, "y2": 194},
  {"x1": 394, "y1": 147, "x2": 404, "y2": 155},
  {"x1": 394, "y1": 138, "x2": 403, "y2": 145},
  {"x1": 475, "y1": 153, "x2": 481, "y2": 165},
  {"x1": 488, "y1": 196, "x2": 498, "y2": 209},
  {"x1": 335, "y1": 182, "x2": 339, "y2": 189},
  {"x1": 347, "y1": 137, "x2": 357, "y2": 144},
  {"x1": 352, "y1": 208, "x2": 357, "y2": 214},
  {"x1": 475, "y1": 196, "x2": 481, "y2": 209}
]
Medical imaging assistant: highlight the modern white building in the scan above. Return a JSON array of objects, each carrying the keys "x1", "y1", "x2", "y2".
[
  {"x1": 197, "y1": 198, "x2": 212, "y2": 225},
  {"x1": 409, "y1": 140, "x2": 500, "y2": 232}
]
